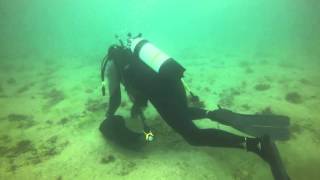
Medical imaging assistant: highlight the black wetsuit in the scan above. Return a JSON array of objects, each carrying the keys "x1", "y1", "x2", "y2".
[{"x1": 105, "y1": 46, "x2": 245, "y2": 148}]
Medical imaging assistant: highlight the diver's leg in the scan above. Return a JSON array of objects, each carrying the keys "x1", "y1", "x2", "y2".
[
  {"x1": 151, "y1": 95, "x2": 245, "y2": 148},
  {"x1": 187, "y1": 107, "x2": 208, "y2": 120},
  {"x1": 149, "y1": 79, "x2": 246, "y2": 148}
]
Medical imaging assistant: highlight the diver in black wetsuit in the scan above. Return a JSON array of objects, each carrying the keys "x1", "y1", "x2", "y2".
[
  {"x1": 99, "y1": 34, "x2": 270, "y2": 156},
  {"x1": 99, "y1": 35, "x2": 291, "y2": 180}
]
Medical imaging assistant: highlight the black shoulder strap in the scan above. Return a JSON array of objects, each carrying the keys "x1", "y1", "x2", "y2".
[{"x1": 100, "y1": 54, "x2": 109, "y2": 82}]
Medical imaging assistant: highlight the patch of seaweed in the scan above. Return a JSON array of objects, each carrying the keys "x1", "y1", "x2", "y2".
[
  {"x1": 43, "y1": 147, "x2": 59, "y2": 156},
  {"x1": 232, "y1": 168, "x2": 253, "y2": 180},
  {"x1": 0, "y1": 63, "x2": 14, "y2": 73},
  {"x1": 7, "y1": 114, "x2": 36, "y2": 129},
  {"x1": 0, "y1": 83, "x2": 3, "y2": 93},
  {"x1": 290, "y1": 121, "x2": 320, "y2": 143},
  {"x1": 239, "y1": 61, "x2": 250, "y2": 67},
  {"x1": 7, "y1": 78, "x2": 16, "y2": 85},
  {"x1": 218, "y1": 88, "x2": 242, "y2": 107},
  {"x1": 241, "y1": 81, "x2": 247, "y2": 88},
  {"x1": 254, "y1": 83, "x2": 271, "y2": 91},
  {"x1": 77, "y1": 118, "x2": 98, "y2": 130},
  {"x1": 47, "y1": 135, "x2": 59, "y2": 144},
  {"x1": 285, "y1": 92, "x2": 303, "y2": 104},
  {"x1": 0, "y1": 146, "x2": 10, "y2": 157},
  {"x1": 8, "y1": 114, "x2": 32, "y2": 121},
  {"x1": 100, "y1": 155, "x2": 116, "y2": 164},
  {"x1": 57, "y1": 117, "x2": 71, "y2": 125},
  {"x1": 46, "y1": 120, "x2": 54, "y2": 125},
  {"x1": 17, "y1": 120, "x2": 36, "y2": 129},
  {"x1": 203, "y1": 86, "x2": 210, "y2": 92},
  {"x1": 16, "y1": 82, "x2": 35, "y2": 94},
  {"x1": 219, "y1": 95, "x2": 234, "y2": 107},
  {"x1": 241, "y1": 104, "x2": 251, "y2": 111},
  {"x1": 258, "y1": 107, "x2": 274, "y2": 115},
  {"x1": 299, "y1": 78, "x2": 311, "y2": 85},
  {"x1": 3, "y1": 137, "x2": 70, "y2": 172},
  {"x1": 245, "y1": 67, "x2": 254, "y2": 74},
  {"x1": 0, "y1": 134, "x2": 11, "y2": 143},
  {"x1": 9, "y1": 140, "x2": 35, "y2": 158},
  {"x1": 42, "y1": 89, "x2": 65, "y2": 109},
  {"x1": 8, "y1": 162, "x2": 20, "y2": 172},
  {"x1": 38, "y1": 137, "x2": 69, "y2": 161},
  {"x1": 116, "y1": 161, "x2": 137, "y2": 176},
  {"x1": 290, "y1": 123, "x2": 304, "y2": 139},
  {"x1": 304, "y1": 123, "x2": 320, "y2": 143},
  {"x1": 85, "y1": 99, "x2": 107, "y2": 112}
]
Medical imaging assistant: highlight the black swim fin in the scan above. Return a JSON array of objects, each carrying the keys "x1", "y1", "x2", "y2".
[
  {"x1": 207, "y1": 107, "x2": 290, "y2": 141},
  {"x1": 260, "y1": 135, "x2": 291, "y2": 180}
]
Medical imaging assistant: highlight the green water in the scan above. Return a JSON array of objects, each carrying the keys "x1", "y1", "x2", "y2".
[
  {"x1": 0, "y1": 0, "x2": 319, "y2": 180},
  {"x1": 1, "y1": 0, "x2": 319, "y2": 59}
]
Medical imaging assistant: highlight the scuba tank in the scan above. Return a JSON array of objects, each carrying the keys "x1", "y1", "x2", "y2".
[
  {"x1": 129, "y1": 37, "x2": 170, "y2": 73},
  {"x1": 127, "y1": 35, "x2": 185, "y2": 80}
]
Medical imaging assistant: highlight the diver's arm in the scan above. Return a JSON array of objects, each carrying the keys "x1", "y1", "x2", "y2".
[{"x1": 105, "y1": 61, "x2": 121, "y2": 118}]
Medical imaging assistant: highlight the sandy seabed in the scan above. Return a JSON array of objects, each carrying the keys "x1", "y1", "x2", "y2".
[{"x1": 0, "y1": 53, "x2": 319, "y2": 180}]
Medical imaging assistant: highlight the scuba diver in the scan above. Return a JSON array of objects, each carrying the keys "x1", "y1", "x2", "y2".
[{"x1": 99, "y1": 33, "x2": 291, "y2": 180}]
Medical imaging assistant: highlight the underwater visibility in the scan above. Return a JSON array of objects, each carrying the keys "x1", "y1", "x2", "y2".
[{"x1": 0, "y1": 0, "x2": 319, "y2": 180}]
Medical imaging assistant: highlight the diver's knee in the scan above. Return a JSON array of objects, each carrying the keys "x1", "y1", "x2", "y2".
[{"x1": 179, "y1": 132, "x2": 203, "y2": 146}]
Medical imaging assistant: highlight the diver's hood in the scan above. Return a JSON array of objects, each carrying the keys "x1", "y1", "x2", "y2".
[{"x1": 107, "y1": 44, "x2": 125, "y2": 60}]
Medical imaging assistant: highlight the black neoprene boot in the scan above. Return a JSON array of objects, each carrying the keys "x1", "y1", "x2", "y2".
[{"x1": 245, "y1": 136, "x2": 269, "y2": 162}]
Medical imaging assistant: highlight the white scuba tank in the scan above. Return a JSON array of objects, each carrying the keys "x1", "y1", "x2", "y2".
[{"x1": 130, "y1": 38, "x2": 170, "y2": 73}]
